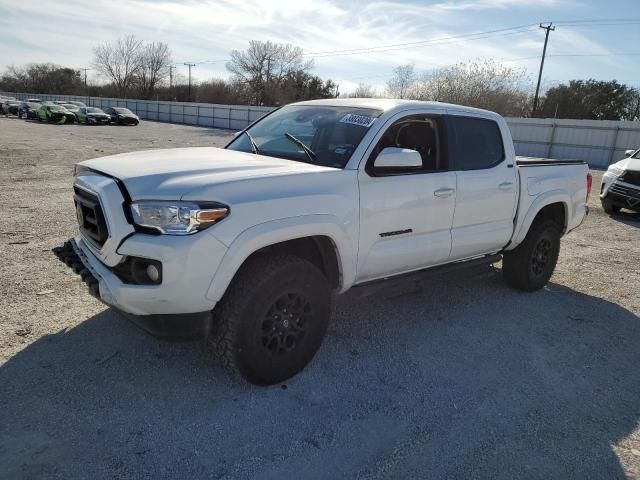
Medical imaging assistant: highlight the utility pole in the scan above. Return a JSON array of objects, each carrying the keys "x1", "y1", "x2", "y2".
[
  {"x1": 79, "y1": 68, "x2": 89, "y2": 103},
  {"x1": 184, "y1": 63, "x2": 195, "y2": 102},
  {"x1": 169, "y1": 65, "x2": 176, "y2": 100},
  {"x1": 532, "y1": 22, "x2": 555, "y2": 117}
]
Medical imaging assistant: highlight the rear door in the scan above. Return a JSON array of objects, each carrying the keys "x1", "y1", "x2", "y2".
[{"x1": 447, "y1": 113, "x2": 518, "y2": 260}]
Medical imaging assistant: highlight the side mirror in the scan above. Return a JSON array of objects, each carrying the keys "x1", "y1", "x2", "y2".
[
  {"x1": 624, "y1": 149, "x2": 636, "y2": 158},
  {"x1": 374, "y1": 147, "x2": 422, "y2": 170}
]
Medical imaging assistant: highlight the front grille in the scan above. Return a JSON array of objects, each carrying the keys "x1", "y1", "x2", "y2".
[
  {"x1": 620, "y1": 170, "x2": 640, "y2": 187},
  {"x1": 609, "y1": 182, "x2": 640, "y2": 199},
  {"x1": 74, "y1": 186, "x2": 109, "y2": 248}
]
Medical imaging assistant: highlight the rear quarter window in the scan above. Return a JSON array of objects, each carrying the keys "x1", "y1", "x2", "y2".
[{"x1": 451, "y1": 116, "x2": 505, "y2": 170}]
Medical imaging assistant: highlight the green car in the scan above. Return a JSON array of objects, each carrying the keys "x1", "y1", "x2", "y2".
[{"x1": 36, "y1": 105, "x2": 77, "y2": 124}]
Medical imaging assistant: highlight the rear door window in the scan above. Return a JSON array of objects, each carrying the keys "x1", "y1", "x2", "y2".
[{"x1": 450, "y1": 116, "x2": 505, "y2": 170}]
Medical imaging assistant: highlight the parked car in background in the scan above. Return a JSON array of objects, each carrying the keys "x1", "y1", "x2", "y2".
[
  {"x1": 2, "y1": 100, "x2": 22, "y2": 115},
  {"x1": 76, "y1": 106, "x2": 111, "y2": 125},
  {"x1": 36, "y1": 104, "x2": 77, "y2": 123},
  {"x1": 25, "y1": 98, "x2": 42, "y2": 103},
  {"x1": 67, "y1": 101, "x2": 86, "y2": 107},
  {"x1": 600, "y1": 148, "x2": 640, "y2": 214},
  {"x1": 104, "y1": 107, "x2": 139, "y2": 125},
  {"x1": 18, "y1": 101, "x2": 41, "y2": 119},
  {"x1": 60, "y1": 103, "x2": 80, "y2": 115}
]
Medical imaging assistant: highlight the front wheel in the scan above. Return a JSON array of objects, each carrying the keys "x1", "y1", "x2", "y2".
[
  {"x1": 210, "y1": 253, "x2": 331, "y2": 385},
  {"x1": 503, "y1": 219, "x2": 560, "y2": 292}
]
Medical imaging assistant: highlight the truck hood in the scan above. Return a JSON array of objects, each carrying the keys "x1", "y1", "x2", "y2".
[
  {"x1": 611, "y1": 156, "x2": 640, "y2": 172},
  {"x1": 79, "y1": 147, "x2": 337, "y2": 200}
]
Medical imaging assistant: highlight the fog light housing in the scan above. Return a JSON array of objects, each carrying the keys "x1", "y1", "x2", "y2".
[{"x1": 111, "y1": 257, "x2": 163, "y2": 285}]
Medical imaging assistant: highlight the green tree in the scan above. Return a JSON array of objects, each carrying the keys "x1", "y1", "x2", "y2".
[{"x1": 540, "y1": 79, "x2": 640, "y2": 120}]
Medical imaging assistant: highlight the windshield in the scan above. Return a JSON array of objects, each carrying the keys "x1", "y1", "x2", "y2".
[
  {"x1": 113, "y1": 107, "x2": 133, "y2": 114},
  {"x1": 49, "y1": 106, "x2": 67, "y2": 112},
  {"x1": 226, "y1": 105, "x2": 383, "y2": 168},
  {"x1": 87, "y1": 107, "x2": 103, "y2": 113}
]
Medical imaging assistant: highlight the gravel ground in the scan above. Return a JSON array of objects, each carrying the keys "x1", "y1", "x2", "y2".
[{"x1": 1, "y1": 116, "x2": 639, "y2": 480}]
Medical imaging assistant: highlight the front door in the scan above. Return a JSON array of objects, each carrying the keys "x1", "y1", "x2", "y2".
[{"x1": 356, "y1": 112, "x2": 457, "y2": 282}]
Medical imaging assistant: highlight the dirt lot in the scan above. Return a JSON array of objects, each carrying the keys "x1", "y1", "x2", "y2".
[{"x1": 1, "y1": 116, "x2": 640, "y2": 480}]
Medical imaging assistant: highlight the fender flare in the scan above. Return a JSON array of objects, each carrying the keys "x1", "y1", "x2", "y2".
[
  {"x1": 508, "y1": 190, "x2": 570, "y2": 249},
  {"x1": 205, "y1": 214, "x2": 357, "y2": 303}
]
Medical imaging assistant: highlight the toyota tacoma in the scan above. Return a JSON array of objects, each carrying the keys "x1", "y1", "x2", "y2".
[{"x1": 55, "y1": 99, "x2": 591, "y2": 385}]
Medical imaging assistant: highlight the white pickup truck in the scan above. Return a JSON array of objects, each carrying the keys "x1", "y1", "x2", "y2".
[{"x1": 55, "y1": 99, "x2": 591, "y2": 385}]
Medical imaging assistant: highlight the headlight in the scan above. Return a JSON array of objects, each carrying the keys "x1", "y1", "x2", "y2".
[
  {"x1": 130, "y1": 201, "x2": 229, "y2": 235},
  {"x1": 607, "y1": 165, "x2": 624, "y2": 177},
  {"x1": 74, "y1": 164, "x2": 93, "y2": 176}
]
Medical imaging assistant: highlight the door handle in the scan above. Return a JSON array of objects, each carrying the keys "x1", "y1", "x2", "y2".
[
  {"x1": 498, "y1": 182, "x2": 514, "y2": 191},
  {"x1": 434, "y1": 187, "x2": 455, "y2": 198}
]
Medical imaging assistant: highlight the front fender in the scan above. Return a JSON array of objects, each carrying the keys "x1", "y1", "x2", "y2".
[
  {"x1": 205, "y1": 214, "x2": 357, "y2": 303},
  {"x1": 508, "y1": 190, "x2": 570, "y2": 249}
]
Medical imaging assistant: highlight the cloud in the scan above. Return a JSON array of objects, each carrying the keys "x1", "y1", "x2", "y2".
[{"x1": 0, "y1": 0, "x2": 619, "y2": 93}]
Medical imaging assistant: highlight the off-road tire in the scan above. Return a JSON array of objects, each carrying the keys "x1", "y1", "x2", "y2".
[
  {"x1": 210, "y1": 253, "x2": 331, "y2": 385},
  {"x1": 601, "y1": 198, "x2": 621, "y2": 214},
  {"x1": 503, "y1": 219, "x2": 561, "y2": 292}
]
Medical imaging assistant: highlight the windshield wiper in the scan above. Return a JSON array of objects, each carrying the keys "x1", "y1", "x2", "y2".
[
  {"x1": 284, "y1": 132, "x2": 317, "y2": 163},
  {"x1": 243, "y1": 131, "x2": 260, "y2": 154}
]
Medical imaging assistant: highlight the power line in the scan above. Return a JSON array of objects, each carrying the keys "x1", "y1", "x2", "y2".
[
  {"x1": 171, "y1": 18, "x2": 640, "y2": 67},
  {"x1": 305, "y1": 24, "x2": 538, "y2": 56},
  {"x1": 554, "y1": 18, "x2": 640, "y2": 25},
  {"x1": 503, "y1": 52, "x2": 640, "y2": 63},
  {"x1": 307, "y1": 26, "x2": 540, "y2": 58},
  {"x1": 303, "y1": 18, "x2": 640, "y2": 60}
]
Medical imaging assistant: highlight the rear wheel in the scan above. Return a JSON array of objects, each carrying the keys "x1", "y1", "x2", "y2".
[
  {"x1": 503, "y1": 219, "x2": 561, "y2": 292},
  {"x1": 601, "y1": 198, "x2": 621, "y2": 214},
  {"x1": 210, "y1": 253, "x2": 331, "y2": 385}
]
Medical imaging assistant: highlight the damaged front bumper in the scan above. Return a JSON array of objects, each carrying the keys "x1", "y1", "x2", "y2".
[{"x1": 52, "y1": 238, "x2": 212, "y2": 339}]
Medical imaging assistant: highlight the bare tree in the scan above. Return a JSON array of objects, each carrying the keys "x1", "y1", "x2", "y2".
[
  {"x1": 386, "y1": 63, "x2": 415, "y2": 99},
  {"x1": 349, "y1": 82, "x2": 376, "y2": 98},
  {"x1": 92, "y1": 35, "x2": 143, "y2": 98},
  {"x1": 226, "y1": 40, "x2": 313, "y2": 105},
  {"x1": 409, "y1": 59, "x2": 532, "y2": 116},
  {"x1": 136, "y1": 42, "x2": 172, "y2": 99}
]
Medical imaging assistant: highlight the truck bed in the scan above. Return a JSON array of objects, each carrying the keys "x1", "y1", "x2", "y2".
[{"x1": 507, "y1": 157, "x2": 589, "y2": 250}]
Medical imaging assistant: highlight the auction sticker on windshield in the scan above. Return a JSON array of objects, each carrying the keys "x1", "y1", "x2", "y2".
[{"x1": 339, "y1": 113, "x2": 377, "y2": 128}]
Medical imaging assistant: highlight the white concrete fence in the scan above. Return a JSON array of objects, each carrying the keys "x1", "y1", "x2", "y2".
[{"x1": 3, "y1": 91, "x2": 640, "y2": 168}]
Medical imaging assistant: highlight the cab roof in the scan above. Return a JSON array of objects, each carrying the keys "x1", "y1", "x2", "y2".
[{"x1": 292, "y1": 98, "x2": 501, "y2": 119}]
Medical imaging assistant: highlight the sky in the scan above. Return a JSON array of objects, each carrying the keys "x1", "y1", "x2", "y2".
[{"x1": 0, "y1": 0, "x2": 639, "y2": 94}]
